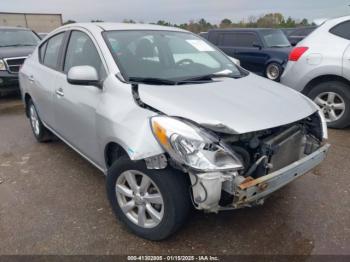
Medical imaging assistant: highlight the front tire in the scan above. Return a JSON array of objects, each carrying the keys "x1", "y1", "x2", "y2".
[
  {"x1": 106, "y1": 156, "x2": 191, "y2": 240},
  {"x1": 28, "y1": 99, "x2": 52, "y2": 142},
  {"x1": 308, "y1": 81, "x2": 350, "y2": 129}
]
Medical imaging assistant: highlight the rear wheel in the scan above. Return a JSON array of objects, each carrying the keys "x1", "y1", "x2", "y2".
[
  {"x1": 28, "y1": 99, "x2": 53, "y2": 142},
  {"x1": 265, "y1": 62, "x2": 282, "y2": 81},
  {"x1": 106, "y1": 156, "x2": 191, "y2": 240},
  {"x1": 308, "y1": 81, "x2": 350, "y2": 128}
]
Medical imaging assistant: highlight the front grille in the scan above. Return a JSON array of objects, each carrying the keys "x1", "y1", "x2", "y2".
[{"x1": 4, "y1": 57, "x2": 27, "y2": 74}]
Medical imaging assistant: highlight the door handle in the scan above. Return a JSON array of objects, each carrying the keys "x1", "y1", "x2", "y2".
[
  {"x1": 28, "y1": 75, "x2": 34, "y2": 82},
  {"x1": 55, "y1": 88, "x2": 64, "y2": 97}
]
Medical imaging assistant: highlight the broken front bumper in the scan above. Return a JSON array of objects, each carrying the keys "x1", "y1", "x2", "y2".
[{"x1": 191, "y1": 143, "x2": 330, "y2": 212}]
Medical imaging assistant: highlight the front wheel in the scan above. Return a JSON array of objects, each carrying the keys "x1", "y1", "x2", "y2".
[
  {"x1": 308, "y1": 81, "x2": 350, "y2": 129},
  {"x1": 106, "y1": 156, "x2": 191, "y2": 240},
  {"x1": 265, "y1": 62, "x2": 282, "y2": 81}
]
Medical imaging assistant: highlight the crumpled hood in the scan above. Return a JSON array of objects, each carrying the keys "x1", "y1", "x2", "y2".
[{"x1": 138, "y1": 73, "x2": 318, "y2": 134}]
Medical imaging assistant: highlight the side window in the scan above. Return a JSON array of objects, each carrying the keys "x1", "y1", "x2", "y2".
[
  {"x1": 43, "y1": 33, "x2": 65, "y2": 69},
  {"x1": 39, "y1": 42, "x2": 47, "y2": 63},
  {"x1": 221, "y1": 33, "x2": 259, "y2": 47},
  {"x1": 330, "y1": 21, "x2": 350, "y2": 40},
  {"x1": 221, "y1": 33, "x2": 237, "y2": 46},
  {"x1": 64, "y1": 31, "x2": 106, "y2": 78},
  {"x1": 236, "y1": 33, "x2": 259, "y2": 47}
]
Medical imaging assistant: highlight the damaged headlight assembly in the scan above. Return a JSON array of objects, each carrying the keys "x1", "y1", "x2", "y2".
[{"x1": 150, "y1": 116, "x2": 243, "y2": 172}]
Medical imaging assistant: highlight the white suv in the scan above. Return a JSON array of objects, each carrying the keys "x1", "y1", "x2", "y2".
[{"x1": 281, "y1": 16, "x2": 350, "y2": 128}]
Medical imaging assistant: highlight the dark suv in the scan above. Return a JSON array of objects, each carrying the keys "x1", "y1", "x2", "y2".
[
  {"x1": 204, "y1": 28, "x2": 292, "y2": 81},
  {"x1": 0, "y1": 27, "x2": 40, "y2": 96}
]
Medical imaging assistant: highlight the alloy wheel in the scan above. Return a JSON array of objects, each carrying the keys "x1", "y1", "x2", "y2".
[
  {"x1": 266, "y1": 64, "x2": 280, "y2": 80},
  {"x1": 29, "y1": 105, "x2": 40, "y2": 136},
  {"x1": 115, "y1": 170, "x2": 164, "y2": 228},
  {"x1": 314, "y1": 92, "x2": 346, "y2": 122}
]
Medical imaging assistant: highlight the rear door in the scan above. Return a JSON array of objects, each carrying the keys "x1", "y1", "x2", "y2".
[
  {"x1": 53, "y1": 30, "x2": 107, "y2": 164},
  {"x1": 331, "y1": 20, "x2": 350, "y2": 79},
  {"x1": 29, "y1": 32, "x2": 67, "y2": 127},
  {"x1": 343, "y1": 44, "x2": 350, "y2": 79}
]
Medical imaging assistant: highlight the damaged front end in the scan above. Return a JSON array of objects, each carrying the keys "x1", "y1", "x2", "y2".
[{"x1": 149, "y1": 112, "x2": 330, "y2": 213}]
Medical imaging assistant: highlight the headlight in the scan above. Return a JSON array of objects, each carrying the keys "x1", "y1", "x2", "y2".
[
  {"x1": 0, "y1": 59, "x2": 6, "y2": 71},
  {"x1": 150, "y1": 116, "x2": 243, "y2": 172}
]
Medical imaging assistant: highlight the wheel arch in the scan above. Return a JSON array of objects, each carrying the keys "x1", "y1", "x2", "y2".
[
  {"x1": 302, "y1": 75, "x2": 350, "y2": 95},
  {"x1": 24, "y1": 93, "x2": 32, "y2": 118},
  {"x1": 104, "y1": 141, "x2": 129, "y2": 169}
]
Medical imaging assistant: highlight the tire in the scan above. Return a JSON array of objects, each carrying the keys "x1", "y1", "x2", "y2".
[
  {"x1": 307, "y1": 81, "x2": 350, "y2": 129},
  {"x1": 106, "y1": 156, "x2": 191, "y2": 241},
  {"x1": 27, "y1": 99, "x2": 53, "y2": 142},
  {"x1": 265, "y1": 62, "x2": 282, "y2": 81}
]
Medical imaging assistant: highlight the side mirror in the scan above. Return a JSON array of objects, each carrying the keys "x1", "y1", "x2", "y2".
[
  {"x1": 67, "y1": 66, "x2": 101, "y2": 87},
  {"x1": 252, "y1": 43, "x2": 262, "y2": 49}
]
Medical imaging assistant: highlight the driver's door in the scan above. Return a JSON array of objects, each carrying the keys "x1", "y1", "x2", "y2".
[{"x1": 53, "y1": 30, "x2": 107, "y2": 164}]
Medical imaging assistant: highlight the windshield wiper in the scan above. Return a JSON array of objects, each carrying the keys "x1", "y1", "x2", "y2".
[
  {"x1": 179, "y1": 72, "x2": 241, "y2": 83},
  {"x1": 128, "y1": 77, "x2": 177, "y2": 85}
]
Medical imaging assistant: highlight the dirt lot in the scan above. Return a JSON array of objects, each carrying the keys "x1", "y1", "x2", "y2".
[{"x1": 0, "y1": 95, "x2": 349, "y2": 256}]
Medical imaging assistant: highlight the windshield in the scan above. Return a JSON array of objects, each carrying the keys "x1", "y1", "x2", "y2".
[
  {"x1": 0, "y1": 29, "x2": 40, "y2": 47},
  {"x1": 103, "y1": 30, "x2": 243, "y2": 82},
  {"x1": 260, "y1": 30, "x2": 291, "y2": 48}
]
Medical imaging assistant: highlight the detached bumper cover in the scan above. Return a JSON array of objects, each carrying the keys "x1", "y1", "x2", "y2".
[{"x1": 235, "y1": 143, "x2": 330, "y2": 208}]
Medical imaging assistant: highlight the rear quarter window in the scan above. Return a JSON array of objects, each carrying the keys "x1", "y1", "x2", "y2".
[
  {"x1": 220, "y1": 32, "x2": 259, "y2": 47},
  {"x1": 42, "y1": 33, "x2": 65, "y2": 69},
  {"x1": 330, "y1": 21, "x2": 350, "y2": 40}
]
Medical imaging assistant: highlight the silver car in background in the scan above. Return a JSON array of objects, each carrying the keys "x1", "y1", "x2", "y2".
[
  {"x1": 19, "y1": 23, "x2": 329, "y2": 240},
  {"x1": 281, "y1": 16, "x2": 350, "y2": 128}
]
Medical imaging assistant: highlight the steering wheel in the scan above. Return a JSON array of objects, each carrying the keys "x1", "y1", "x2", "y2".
[{"x1": 175, "y1": 58, "x2": 194, "y2": 66}]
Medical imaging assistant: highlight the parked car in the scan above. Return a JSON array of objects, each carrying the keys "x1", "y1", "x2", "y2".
[
  {"x1": 0, "y1": 26, "x2": 40, "y2": 96},
  {"x1": 284, "y1": 26, "x2": 317, "y2": 46},
  {"x1": 199, "y1": 32, "x2": 208, "y2": 39},
  {"x1": 19, "y1": 23, "x2": 329, "y2": 240},
  {"x1": 281, "y1": 28, "x2": 296, "y2": 37},
  {"x1": 205, "y1": 28, "x2": 292, "y2": 81},
  {"x1": 281, "y1": 16, "x2": 350, "y2": 128}
]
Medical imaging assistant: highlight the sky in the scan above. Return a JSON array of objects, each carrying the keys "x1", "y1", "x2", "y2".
[{"x1": 1, "y1": 0, "x2": 350, "y2": 24}]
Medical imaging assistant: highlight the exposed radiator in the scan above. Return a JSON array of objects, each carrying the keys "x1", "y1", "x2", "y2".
[{"x1": 263, "y1": 125, "x2": 306, "y2": 172}]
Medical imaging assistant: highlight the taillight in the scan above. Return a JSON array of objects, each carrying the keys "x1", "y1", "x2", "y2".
[{"x1": 289, "y1": 47, "x2": 309, "y2": 61}]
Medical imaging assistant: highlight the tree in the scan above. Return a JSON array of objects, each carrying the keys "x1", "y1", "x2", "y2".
[
  {"x1": 220, "y1": 18, "x2": 232, "y2": 28},
  {"x1": 63, "y1": 20, "x2": 76, "y2": 25},
  {"x1": 299, "y1": 18, "x2": 309, "y2": 26},
  {"x1": 123, "y1": 19, "x2": 136, "y2": 24},
  {"x1": 283, "y1": 16, "x2": 296, "y2": 28},
  {"x1": 91, "y1": 19, "x2": 104, "y2": 23},
  {"x1": 256, "y1": 13, "x2": 284, "y2": 28}
]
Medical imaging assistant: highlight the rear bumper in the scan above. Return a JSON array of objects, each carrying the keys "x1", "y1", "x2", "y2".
[
  {"x1": 234, "y1": 143, "x2": 330, "y2": 208},
  {"x1": 0, "y1": 71, "x2": 19, "y2": 93}
]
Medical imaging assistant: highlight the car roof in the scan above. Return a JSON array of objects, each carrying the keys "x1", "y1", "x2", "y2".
[
  {"x1": 59, "y1": 22, "x2": 187, "y2": 33},
  {"x1": 208, "y1": 28, "x2": 281, "y2": 32}
]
